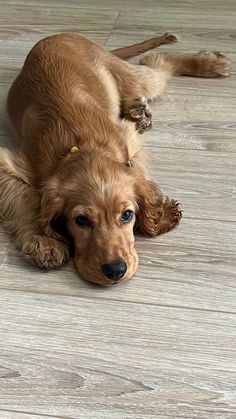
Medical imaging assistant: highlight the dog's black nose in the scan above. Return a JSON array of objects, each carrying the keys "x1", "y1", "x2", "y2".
[{"x1": 101, "y1": 261, "x2": 127, "y2": 281}]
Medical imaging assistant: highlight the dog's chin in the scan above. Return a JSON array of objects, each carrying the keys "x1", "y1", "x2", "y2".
[{"x1": 73, "y1": 255, "x2": 139, "y2": 287}]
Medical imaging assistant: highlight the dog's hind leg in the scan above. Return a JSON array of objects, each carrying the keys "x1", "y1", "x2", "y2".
[
  {"x1": 109, "y1": 58, "x2": 173, "y2": 131},
  {"x1": 118, "y1": 50, "x2": 231, "y2": 131},
  {"x1": 111, "y1": 32, "x2": 177, "y2": 60},
  {"x1": 0, "y1": 148, "x2": 70, "y2": 269},
  {"x1": 140, "y1": 50, "x2": 232, "y2": 77}
]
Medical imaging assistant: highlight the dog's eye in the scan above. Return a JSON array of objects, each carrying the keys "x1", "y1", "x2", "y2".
[
  {"x1": 120, "y1": 210, "x2": 133, "y2": 224},
  {"x1": 75, "y1": 215, "x2": 92, "y2": 228}
]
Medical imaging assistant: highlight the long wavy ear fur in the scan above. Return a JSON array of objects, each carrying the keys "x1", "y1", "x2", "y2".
[
  {"x1": 38, "y1": 182, "x2": 65, "y2": 239},
  {"x1": 38, "y1": 181, "x2": 74, "y2": 254},
  {"x1": 135, "y1": 179, "x2": 164, "y2": 237},
  {"x1": 50, "y1": 213, "x2": 75, "y2": 256}
]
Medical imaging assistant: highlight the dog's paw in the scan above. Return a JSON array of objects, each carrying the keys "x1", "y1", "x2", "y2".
[
  {"x1": 194, "y1": 50, "x2": 232, "y2": 77},
  {"x1": 21, "y1": 235, "x2": 70, "y2": 269},
  {"x1": 122, "y1": 98, "x2": 152, "y2": 133},
  {"x1": 162, "y1": 32, "x2": 178, "y2": 44}
]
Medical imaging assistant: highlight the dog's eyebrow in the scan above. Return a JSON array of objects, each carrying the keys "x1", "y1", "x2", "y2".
[{"x1": 114, "y1": 201, "x2": 135, "y2": 212}]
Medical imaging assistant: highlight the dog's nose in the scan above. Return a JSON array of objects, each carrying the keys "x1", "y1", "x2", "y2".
[{"x1": 101, "y1": 261, "x2": 127, "y2": 281}]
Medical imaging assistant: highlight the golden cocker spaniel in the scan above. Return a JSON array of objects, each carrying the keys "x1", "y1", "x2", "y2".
[{"x1": 0, "y1": 32, "x2": 231, "y2": 285}]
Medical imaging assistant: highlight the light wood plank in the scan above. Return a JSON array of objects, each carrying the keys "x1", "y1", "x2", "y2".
[
  {"x1": 167, "y1": 76, "x2": 236, "y2": 98},
  {"x1": 0, "y1": 291, "x2": 235, "y2": 418},
  {"x1": 3, "y1": 0, "x2": 236, "y2": 13},
  {"x1": 0, "y1": 411, "x2": 62, "y2": 419},
  {"x1": 147, "y1": 93, "x2": 236, "y2": 154},
  {"x1": 0, "y1": 5, "x2": 118, "y2": 28}
]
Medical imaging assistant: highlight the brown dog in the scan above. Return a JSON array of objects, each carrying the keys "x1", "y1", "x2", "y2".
[{"x1": 0, "y1": 33, "x2": 231, "y2": 285}]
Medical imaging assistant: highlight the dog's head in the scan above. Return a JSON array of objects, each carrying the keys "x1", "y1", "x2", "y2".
[{"x1": 38, "y1": 152, "x2": 163, "y2": 286}]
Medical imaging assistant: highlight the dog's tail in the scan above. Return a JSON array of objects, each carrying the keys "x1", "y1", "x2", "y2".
[{"x1": 111, "y1": 32, "x2": 177, "y2": 60}]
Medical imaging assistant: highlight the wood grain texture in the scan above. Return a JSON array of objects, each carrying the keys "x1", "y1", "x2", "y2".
[
  {"x1": 0, "y1": 291, "x2": 236, "y2": 418},
  {"x1": 3, "y1": 0, "x2": 236, "y2": 13},
  {"x1": 106, "y1": 9, "x2": 236, "y2": 53},
  {"x1": 0, "y1": 412, "x2": 61, "y2": 419},
  {"x1": 0, "y1": 0, "x2": 236, "y2": 418},
  {"x1": 0, "y1": 5, "x2": 118, "y2": 28}
]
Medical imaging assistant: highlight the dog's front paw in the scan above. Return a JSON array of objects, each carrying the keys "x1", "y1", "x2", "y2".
[
  {"x1": 21, "y1": 235, "x2": 70, "y2": 269},
  {"x1": 194, "y1": 50, "x2": 232, "y2": 77}
]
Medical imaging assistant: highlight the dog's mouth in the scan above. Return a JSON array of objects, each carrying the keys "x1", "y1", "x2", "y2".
[
  {"x1": 102, "y1": 278, "x2": 125, "y2": 287},
  {"x1": 74, "y1": 266, "x2": 128, "y2": 287}
]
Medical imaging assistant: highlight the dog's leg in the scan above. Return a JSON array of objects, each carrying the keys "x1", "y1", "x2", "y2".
[
  {"x1": 111, "y1": 32, "x2": 177, "y2": 60},
  {"x1": 118, "y1": 65, "x2": 172, "y2": 131},
  {"x1": 113, "y1": 62, "x2": 172, "y2": 130},
  {"x1": 140, "y1": 50, "x2": 232, "y2": 77},
  {"x1": 0, "y1": 148, "x2": 69, "y2": 269}
]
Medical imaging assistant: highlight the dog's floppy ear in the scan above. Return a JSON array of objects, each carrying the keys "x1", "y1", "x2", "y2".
[
  {"x1": 50, "y1": 213, "x2": 75, "y2": 256},
  {"x1": 135, "y1": 178, "x2": 164, "y2": 237},
  {"x1": 38, "y1": 182, "x2": 65, "y2": 240},
  {"x1": 38, "y1": 181, "x2": 74, "y2": 255}
]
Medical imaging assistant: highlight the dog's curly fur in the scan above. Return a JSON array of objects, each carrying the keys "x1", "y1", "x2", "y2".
[{"x1": 0, "y1": 32, "x2": 231, "y2": 285}]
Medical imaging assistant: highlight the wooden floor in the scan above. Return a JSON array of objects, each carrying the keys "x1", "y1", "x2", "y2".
[{"x1": 0, "y1": 1, "x2": 236, "y2": 418}]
